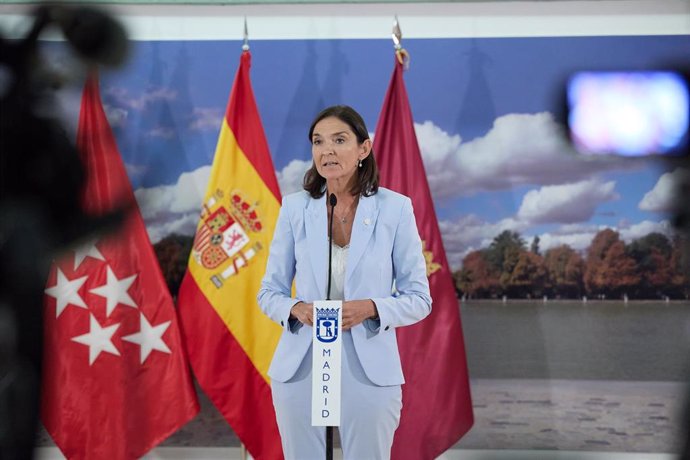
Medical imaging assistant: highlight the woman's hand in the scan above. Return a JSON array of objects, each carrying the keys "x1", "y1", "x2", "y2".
[
  {"x1": 290, "y1": 302, "x2": 314, "y2": 326},
  {"x1": 341, "y1": 299, "x2": 378, "y2": 331}
]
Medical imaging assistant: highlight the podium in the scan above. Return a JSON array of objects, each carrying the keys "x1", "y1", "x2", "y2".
[{"x1": 311, "y1": 300, "x2": 342, "y2": 427}]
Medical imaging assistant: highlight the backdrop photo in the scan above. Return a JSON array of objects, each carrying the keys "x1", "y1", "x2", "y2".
[{"x1": 90, "y1": 33, "x2": 690, "y2": 453}]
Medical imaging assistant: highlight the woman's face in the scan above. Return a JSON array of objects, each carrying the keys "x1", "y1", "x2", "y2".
[{"x1": 311, "y1": 116, "x2": 370, "y2": 186}]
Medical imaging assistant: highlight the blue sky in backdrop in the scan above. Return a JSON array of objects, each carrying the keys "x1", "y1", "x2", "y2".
[{"x1": 54, "y1": 35, "x2": 690, "y2": 268}]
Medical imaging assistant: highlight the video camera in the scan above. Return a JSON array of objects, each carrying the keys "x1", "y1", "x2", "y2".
[{"x1": 0, "y1": 5, "x2": 127, "y2": 459}]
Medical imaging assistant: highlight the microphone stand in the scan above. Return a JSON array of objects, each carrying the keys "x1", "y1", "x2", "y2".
[{"x1": 325, "y1": 192, "x2": 336, "y2": 460}]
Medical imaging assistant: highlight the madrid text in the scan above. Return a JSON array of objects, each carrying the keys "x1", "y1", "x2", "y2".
[{"x1": 321, "y1": 348, "x2": 331, "y2": 418}]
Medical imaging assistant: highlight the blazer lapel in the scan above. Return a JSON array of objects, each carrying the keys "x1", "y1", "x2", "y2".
[
  {"x1": 305, "y1": 194, "x2": 329, "y2": 299},
  {"x1": 346, "y1": 193, "x2": 379, "y2": 284}
]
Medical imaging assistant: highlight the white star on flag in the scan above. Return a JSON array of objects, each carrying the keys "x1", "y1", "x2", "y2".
[
  {"x1": 44, "y1": 268, "x2": 89, "y2": 318},
  {"x1": 72, "y1": 314, "x2": 121, "y2": 365},
  {"x1": 90, "y1": 265, "x2": 138, "y2": 317},
  {"x1": 122, "y1": 313, "x2": 172, "y2": 364},
  {"x1": 73, "y1": 238, "x2": 106, "y2": 270}
]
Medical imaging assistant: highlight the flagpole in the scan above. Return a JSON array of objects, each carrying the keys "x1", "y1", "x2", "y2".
[
  {"x1": 239, "y1": 20, "x2": 249, "y2": 460},
  {"x1": 239, "y1": 18, "x2": 252, "y2": 460}
]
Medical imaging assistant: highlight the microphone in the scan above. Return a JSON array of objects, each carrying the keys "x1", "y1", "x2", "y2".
[
  {"x1": 326, "y1": 193, "x2": 337, "y2": 301},
  {"x1": 325, "y1": 193, "x2": 337, "y2": 460}
]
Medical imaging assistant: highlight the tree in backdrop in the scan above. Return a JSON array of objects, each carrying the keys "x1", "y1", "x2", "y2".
[
  {"x1": 543, "y1": 245, "x2": 585, "y2": 298},
  {"x1": 584, "y1": 228, "x2": 621, "y2": 297},
  {"x1": 153, "y1": 234, "x2": 193, "y2": 298},
  {"x1": 530, "y1": 235, "x2": 541, "y2": 255},
  {"x1": 485, "y1": 230, "x2": 525, "y2": 294},
  {"x1": 627, "y1": 232, "x2": 674, "y2": 298},
  {"x1": 507, "y1": 250, "x2": 547, "y2": 298},
  {"x1": 456, "y1": 250, "x2": 500, "y2": 298},
  {"x1": 599, "y1": 240, "x2": 640, "y2": 298},
  {"x1": 671, "y1": 234, "x2": 690, "y2": 298}
]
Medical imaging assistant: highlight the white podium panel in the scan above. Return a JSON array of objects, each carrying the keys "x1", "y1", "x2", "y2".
[{"x1": 311, "y1": 300, "x2": 342, "y2": 427}]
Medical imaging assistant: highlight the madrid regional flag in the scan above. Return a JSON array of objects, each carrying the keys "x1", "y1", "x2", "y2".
[
  {"x1": 177, "y1": 50, "x2": 284, "y2": 459},
  {"x1": 374, "y1": 53, "x2": 474, "y2": 459},
  {"x1": 41, "y1": 73, "x2": 199, "y2": 459}
]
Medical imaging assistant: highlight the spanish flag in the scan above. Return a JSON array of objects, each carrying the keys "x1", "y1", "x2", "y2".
[{"x1": 177, "y1": 50, "x2": 283, "y2": 459}]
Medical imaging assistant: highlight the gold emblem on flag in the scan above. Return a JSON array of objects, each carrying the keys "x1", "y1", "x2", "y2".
[
  {"x1": 192, "y1": 189, "x2": 263, "y2": 288},
  {"x1": 422, "y1": 240, "x2": 441, "y2": 277}
]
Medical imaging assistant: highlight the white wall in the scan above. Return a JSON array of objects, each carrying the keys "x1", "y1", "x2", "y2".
[{"x1": 1, "y1": 1, "x2": 689, "y2": 41}]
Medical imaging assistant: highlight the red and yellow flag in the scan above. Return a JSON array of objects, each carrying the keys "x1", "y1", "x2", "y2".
[
  {"x1": 177, "y1": 50, "x2": 283, "y2": 459},
  {"x1": 374, "y1": 54, "x2": 474, "y2": 459}
]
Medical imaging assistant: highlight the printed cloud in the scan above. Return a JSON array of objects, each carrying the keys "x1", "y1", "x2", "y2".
[
  {"x1": 414, "y1": 113, "x2": 632, "y2": 200},
  {"x1": 105, "y1": 86, "x2": 177, "y2": 111},
  {"x1": 134, "y1": 165, "x2": 211, "y2": 242},
  {"x1": 517, "y1": 179, "x2": 619, "y2": 224},
  {"x1": 189, "y1": 107, "x2": 224, "y2": 132},
  {"x1": 439, "y1": 215, "x2": 527, "y2": 268},
  {"x1": 639, "y1": 167, "x2": 690, "y2": 213},
  {"x1": 277, "y1": 159, "x2": 311, "y2": 196}
]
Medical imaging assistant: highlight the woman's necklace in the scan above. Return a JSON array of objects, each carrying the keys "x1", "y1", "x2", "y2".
[{"x1": 333, "y1": 198, "x2": 357, "y2": 224}]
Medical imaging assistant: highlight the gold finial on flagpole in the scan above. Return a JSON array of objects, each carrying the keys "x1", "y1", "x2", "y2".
[
  {"x1": 392, "y1": 16, "x2": 410, "y2": 68},
  {"x1": 242, "y1": 17, "x2": 249, "y2": 51}
]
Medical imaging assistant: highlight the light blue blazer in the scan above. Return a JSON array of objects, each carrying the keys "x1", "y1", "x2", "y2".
[{"x1": 257, "y1": 187, "x2": 432, "y2": 386}]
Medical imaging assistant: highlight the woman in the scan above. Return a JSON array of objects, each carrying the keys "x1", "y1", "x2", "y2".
[{"x1": 258, "y1": 105, "x2": 431, "y2": 460}]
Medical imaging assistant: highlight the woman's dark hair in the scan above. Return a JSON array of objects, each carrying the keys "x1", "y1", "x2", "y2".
[{"x1": 303, "y1": 105, "x2": 379, "y2": 199}]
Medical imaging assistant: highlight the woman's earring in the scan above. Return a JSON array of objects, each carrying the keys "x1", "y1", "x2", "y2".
[{"x1": 358, "y1": 159, "x2": 363, "y2": 168}]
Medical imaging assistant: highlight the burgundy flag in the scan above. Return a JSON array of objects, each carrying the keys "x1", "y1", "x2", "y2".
[{"x1": 374, "y1": 55, "x2": 474, "y2": 459}]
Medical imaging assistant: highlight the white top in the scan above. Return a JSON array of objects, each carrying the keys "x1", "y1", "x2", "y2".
[{"x1": 329, "y1": 243, "x2": 348, "y2": 301}]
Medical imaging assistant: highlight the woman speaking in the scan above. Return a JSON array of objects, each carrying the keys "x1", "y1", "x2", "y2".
[{"x1": 258, "y1": 105, "x2": 431, "y2": 460}]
